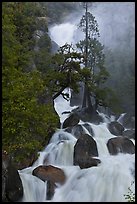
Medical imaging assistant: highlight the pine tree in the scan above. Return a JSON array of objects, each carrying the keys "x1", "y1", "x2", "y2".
[{"x1": 76, "y1": 2, "x2": 110, "y2": 111}]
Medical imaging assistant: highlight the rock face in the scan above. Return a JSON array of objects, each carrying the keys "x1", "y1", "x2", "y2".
[
  {"x1": 32, "y1": 165, "x2": 66, "y2": 200},
  {"x1": 73, "y1": 134, "x2": 101, "y2": 169},
  {"x1": 72, "y1": 107, "x2": 103, "y2": 124},
  {"x1": 107, "y1": 136, "x2": 135, "y2": 155},
  {"x1": 2, "y1": 151, "x2": 23, "y2": 202}
]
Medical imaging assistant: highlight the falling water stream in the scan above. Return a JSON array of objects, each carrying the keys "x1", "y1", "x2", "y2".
[
  {"x1": 18, "y1": 90, "x2": 135, "y2": 202},
  {"x1": 18, "y1": 5, "x2": 135, "y2": 201}
]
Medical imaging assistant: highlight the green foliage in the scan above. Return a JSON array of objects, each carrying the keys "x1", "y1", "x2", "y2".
[
  {"x1": 46, "y1": 43, "x2": 83, "y2": 98},
  {"x1": 79, "y1": 67, "x2": 92, "y2": 81},
  {"x1": 34, "y1": 26, "x2": 52, "y2": 74},
  {"x1": 124, "y1": 181, "x2": 135, "y2": 202},
  {"x1": 33, "y1": 14, "x2": 52, "y2": 74},
  {"x1": 2, "y1": 2, "x2": 20, "y2": 68},
  {"x1": 13, "y1": 3, "x2": 36, "y2": 71},
  {"x1": 36, "y1": 17, "x2": 48, "y2": 32},
  {"x1": 79, "y1": 11, "x2": 100, "y2": 38},
  {"x1": 2, "y1": 2, "x2": 59, "y2": 167},
  {"x1": 37, "y1": 34, "x2": 51, "y2": 50},
  {"x1": 34, "y1": 48, "x2": 52, "y2": 73},
  {"x1": 2, "y1": 67, "x2": 59, "y2": 164},
  {"x1": 77, "y1": 3, "x2": 120, "y2": 112},
  {"x1": 94, "y1": 87, "x2": 122, "y2": 113}
]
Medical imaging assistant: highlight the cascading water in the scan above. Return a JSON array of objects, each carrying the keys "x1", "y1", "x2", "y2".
[
  {"x1": 18, "y1": 90, "x2": 135, "y2": 202},
  {"x1": 18, "y1": 4, "x2": 135, "y2": 201}
]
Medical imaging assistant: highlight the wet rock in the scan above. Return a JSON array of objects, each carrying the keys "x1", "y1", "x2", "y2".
[
  {"x1": 107, "y1": 121, "x2": 124, "y2": 136},
  {"x1": 122, "y1": 129, "x2": 135, "y2": 140},
  {"x1": 2, "y1": 151, "x2": 23, "y2": 202},
  {"x1": 83, "y1": 123, "x2": 94, "y2": 136},
  {"x1": 71, "y1": 124, "x2": 86, "y2": 139},
  {"x1": 73, "y1": 134, "x2": 100, "y2": 169},
  {"x1": 62, "y1": 113, "x2": 80, "y2": 128},
  {"x1": 107, "y1": 136, "x2": 135, "y2": 155},
  {"x1": 32, "y1": 165, "x2": 66, "y2": 200},
  {"x1": 117, "y1": 113, "x2": 135, "y2": 129},
  {"x1": 78, "y1": 157, "x2": 101, "y2": 169},
  {"x1": 72, "y1": 107, "x2": 103, "y2": 124}
]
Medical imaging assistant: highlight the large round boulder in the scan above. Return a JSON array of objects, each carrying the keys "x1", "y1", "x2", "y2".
[{"x1": 107, "y1": 136, "x2": 135, "y2": 155}]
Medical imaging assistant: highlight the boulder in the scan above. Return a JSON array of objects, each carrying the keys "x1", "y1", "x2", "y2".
[
  {"x1": 62, "y1": 113, "x2": 80, "y2": 129},
  {"x1": 107, "y1": 121, "x2": 124, "y2": 136},
  {"x1": 77, "y1": 157, "x2": 101, "y2": 169},
  {"x1": 2, "y1": 151, "x2": 23, "y2": 202},
  {"x1": 73, "y1": 134, "x2": 101, "y2": 169},
  {"x1": 71, "y1": 124, "x2": 86, "y2": 139},
  {"x1": 107, "y1": 136, "x2": 135, "y2": 155},
  {"x1": 32, "y1": 165, "x2": 66, "y2": 200}
]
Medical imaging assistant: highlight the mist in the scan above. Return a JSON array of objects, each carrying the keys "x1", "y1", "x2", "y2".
[
  {"x1": 49, "y1": 2, "x2": 135, "y2": 113},
  {"x1": 49, "y1": 2, "x2": 135, "y2": 51},
  {"x1": 91, "y1": 2, "x2": 135, "y2": 51}
]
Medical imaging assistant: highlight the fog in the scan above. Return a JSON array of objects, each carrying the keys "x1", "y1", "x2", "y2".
[
  {"x1": 49, "y1": 2, "x2": 135, "y2": 51},
  {"x1": 91, "y1": 2, "x2": 135, "y2": 50},
  {"x1": 49, "y1": 2, "x2": 135, "y2": 113}
]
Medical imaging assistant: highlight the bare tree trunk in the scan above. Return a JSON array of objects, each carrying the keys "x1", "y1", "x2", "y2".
[
  {"x1": 87, "y1": 88, "x2": 93, "y2": 111},
  {"x1": 85, "y1": 2, "x2": 88, "y2": 68},
  {"x1": 82, "y1": 83, "x2": 94, "y2": 112},
  {"x1": 82, "y1": 2, "x2": 88, "y2": 109},
  {"x1": 82, "y1": 83, "x2": 87, "y2": 108}
]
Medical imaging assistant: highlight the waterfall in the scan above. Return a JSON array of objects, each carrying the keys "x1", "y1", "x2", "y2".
[
  {"x1": 18, "y1": 90, "x2": 135, "y2": 202},
  {"x1": 51, "y1": 154, "x2": 134, "y2": 202},
  {"x1": 19, "y1": 4, "x2": 135, "y2": 201}
]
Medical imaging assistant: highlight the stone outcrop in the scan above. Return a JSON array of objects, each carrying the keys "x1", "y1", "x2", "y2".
[
  {"x1": 65, "y1": 123, "x2": 94, "y2": 139},
  {"x1": 73, "y1": 134, "x2": 101, "y2": 169},
  {"x1": 62, "y1": 113, "x2": 80, "y2": 128},
  {"x1": 107, "y1": 136, "x2": 135, "y2": 155},
  {"x1": 2, "y1": 151, "x2": 23, "y2": 202},
  {"x1": 72, "y1": 107, "x2": 103, "y2": 124},
  {"x1": 32, "y1": 165, "x2": 66, "y2": 200},
  {"x1": 65, "y1": 124, "x2": 86, "y2": 139}
]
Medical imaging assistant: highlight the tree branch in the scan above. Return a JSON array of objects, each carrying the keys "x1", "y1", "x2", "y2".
[{"x1": 52, "y1": 86, "x2": 67, "y2": 100}]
